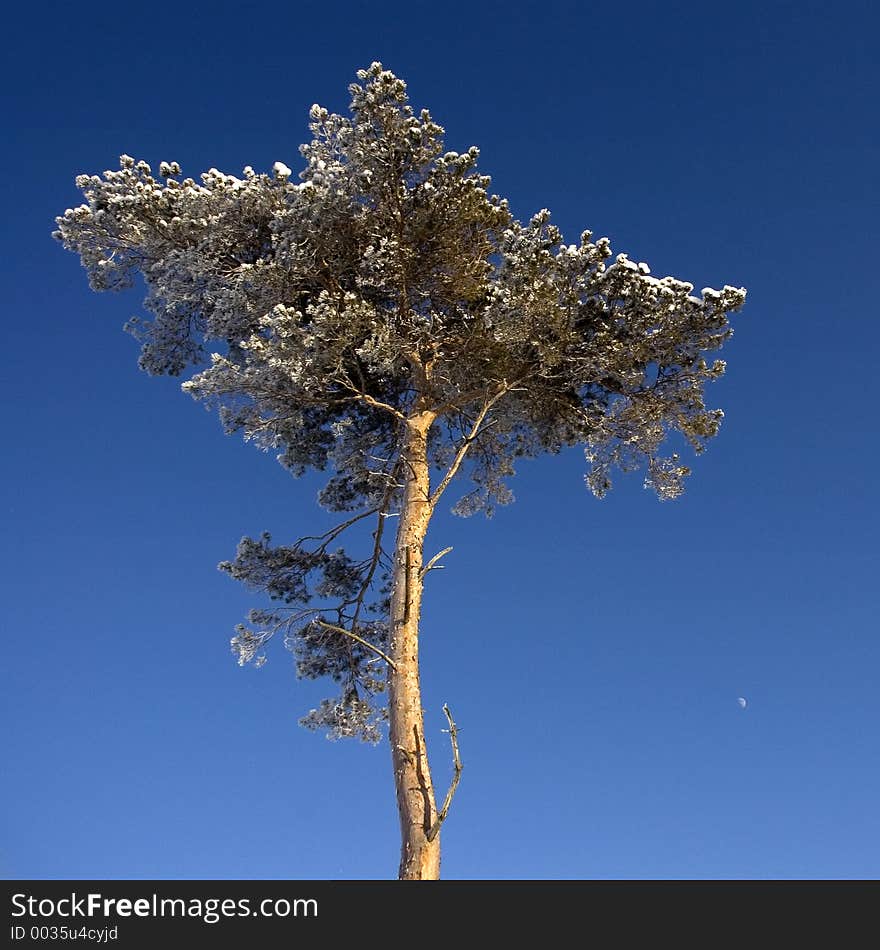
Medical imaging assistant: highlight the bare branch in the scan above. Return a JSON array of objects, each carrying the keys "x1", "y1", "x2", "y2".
[
  {"x1": 347, "y1": 474, "x2": 399, "y2": 630},
  {"x1": 430, "y1": 386, "x2": 510, "y2": 505},
  {"x1": 314, "y1": 620, "x2": 397, "y2": 671},
  {"x1": 419, "y1": 546, "x2": 453, "y2": 579},
  {"x1": 356, "y1": 391, "x2": 408, "y2": 421},
  {"x1": 426, "y1": 704, "x2": 463, "y2": 842},
  {"x1": 297, "y1": 506, "x2": 381, "y2": 549},
  {"x1": 332, "y1": 372, "x2": 408, "y2": 421}
]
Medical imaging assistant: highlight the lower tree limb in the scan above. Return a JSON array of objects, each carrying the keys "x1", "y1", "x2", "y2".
[{"x1": 427, "y1": 704, "x2": 463, "y2": 842}]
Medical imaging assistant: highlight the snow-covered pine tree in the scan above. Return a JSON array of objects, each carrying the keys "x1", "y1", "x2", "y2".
[{"x1": 54, "y1": 63, "x2": 746, "y2": 879}]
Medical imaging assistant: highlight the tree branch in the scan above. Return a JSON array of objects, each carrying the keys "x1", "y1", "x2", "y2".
[
  {"x1": 297, "y1": 506, "x2": 381, "y2": 549},
  {"x1": 430, "y1": 387, "x2": 509, "y2": 505},
  {"x1": 347, "y1": 474, "x2": 399, "y2": 629},
  {"x1": 428, "y1": 383, "x2": 502, "y2": 416},
  {"x1": 332, "y1": 372, "x2": 408, "y2": 421},
  {"x1": 419, "y1": 546, "x2": 452, "y2": 579},
  {"x1": 426, "y1": 704, "x2": 463, "y2": 842},
  {"x1": 314, "y1": 620, "x2": 397, "y2": 671},
  {"x1": 356, "y1": 390, "x2": 408, "y2": 422}
]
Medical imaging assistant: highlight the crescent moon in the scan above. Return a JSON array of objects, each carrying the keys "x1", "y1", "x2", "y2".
[{"x1": 737, "y1": 697, "x2": 747, "y2": 709}]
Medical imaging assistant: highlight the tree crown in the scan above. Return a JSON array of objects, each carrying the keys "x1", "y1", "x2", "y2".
[{"x1": 55, "y1": 63, "x2": 746, "y2": 738}]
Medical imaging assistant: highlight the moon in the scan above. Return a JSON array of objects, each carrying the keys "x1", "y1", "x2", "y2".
[{"x1": 737, "y1": 697, "x2": 748, "y2": 709}]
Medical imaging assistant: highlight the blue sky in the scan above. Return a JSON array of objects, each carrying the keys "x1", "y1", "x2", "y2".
[{"x1": 3, "y1": 0, "x2": 878, "y2": 879}]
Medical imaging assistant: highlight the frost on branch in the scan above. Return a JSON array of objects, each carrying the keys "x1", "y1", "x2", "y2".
[
  {"x1": 55, "y1": 62, "x2": 746, "y2": 739},
  {"x1": 294, "y1": 619, "x2": 390, "y2": 742},
  {"x1": 220, "y1": 526, "x2": 393, "y2": 742},
  {"x1": 300, "y1": 697, "x2": 388, "y2": 743}
]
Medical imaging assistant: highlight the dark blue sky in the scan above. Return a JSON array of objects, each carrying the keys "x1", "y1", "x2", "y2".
[{"x1": 3, "y1": 0, "x2": 878, "y2": 879}]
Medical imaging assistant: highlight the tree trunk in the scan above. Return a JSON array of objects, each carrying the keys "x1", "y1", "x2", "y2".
[{"x1": 388, "y1": 410, "x2": 441, "y2": 880}]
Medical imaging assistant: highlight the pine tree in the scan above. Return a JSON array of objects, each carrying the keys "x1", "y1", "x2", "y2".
[{"x1": 54, "y1": 63, "x2": 746, "y2": 879}]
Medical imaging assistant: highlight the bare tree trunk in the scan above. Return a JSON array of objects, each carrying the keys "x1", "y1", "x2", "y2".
[{"x1": 388, "y1": 410, "x2": 441, "y2": 880}]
